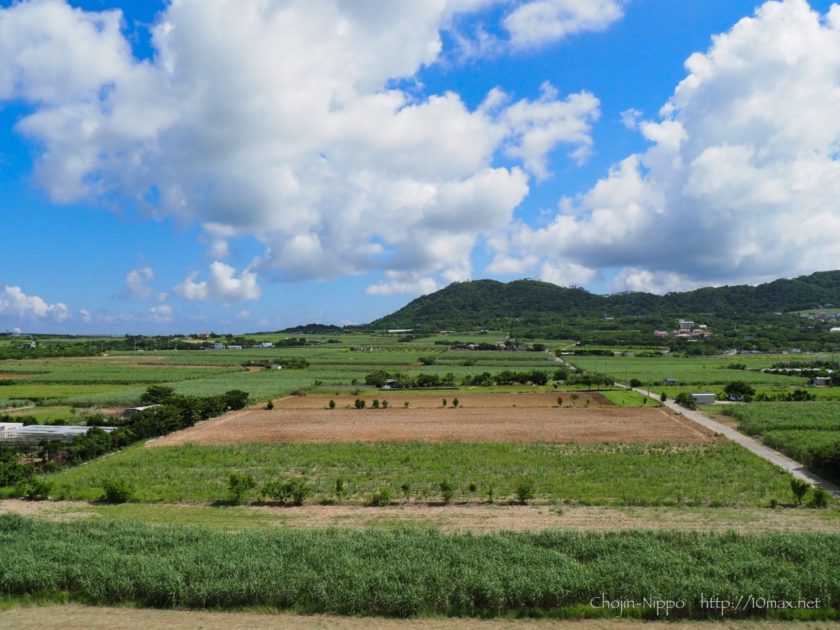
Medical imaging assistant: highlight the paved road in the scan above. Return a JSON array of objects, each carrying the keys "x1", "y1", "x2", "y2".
[{"x1": 632, "y1": 387, "x2": 840, "y2": 500}]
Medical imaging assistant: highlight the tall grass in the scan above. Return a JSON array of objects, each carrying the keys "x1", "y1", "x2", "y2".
[{"x1": 0, "y1": 514, "x2": 838, "y2": 618}]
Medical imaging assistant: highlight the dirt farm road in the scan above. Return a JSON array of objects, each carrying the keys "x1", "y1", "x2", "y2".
[{"x1": 631, "y1": 387, "x2": 840, "y2": 500}]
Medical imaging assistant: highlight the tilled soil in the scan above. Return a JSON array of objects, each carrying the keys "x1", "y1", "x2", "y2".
[{"x1": 151, "y1": 405, "x2": 718, "y2": 446}]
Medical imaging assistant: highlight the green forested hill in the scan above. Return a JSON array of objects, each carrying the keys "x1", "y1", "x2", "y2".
[{"x1": 368, "y1": 271, "x2": 840, "y2": 330}]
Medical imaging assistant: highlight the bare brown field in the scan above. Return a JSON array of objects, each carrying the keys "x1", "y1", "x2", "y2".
[
  {"x1": 151, "y1": 405, "x2": 718, "y2": 446},
  {"x1": 274, "y1": 391, "x2": 612, "y2": 409},
  {"x1": 0, "y1": 373, "x2": 34, "y2": 380},
  {"x1": 0, "y1": 605, "x2": 832, "y2": 630}
]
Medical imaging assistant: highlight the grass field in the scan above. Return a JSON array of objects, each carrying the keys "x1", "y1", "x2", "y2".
[
  {"x1": 568, "y1": 355, "x2": 811, "y2": 387},
  {"x1": 724, "y1": 403, "x2": 840, "y2": 477},
  {"x1": 1, "y1": 406, "x2": 77, "y2": 424},
  {"x1": 37, "y1": 442, "x2": 794, "y2": 507},
  {"x1": 1, "y1": 514, "x2": 838, "y2": 619}
]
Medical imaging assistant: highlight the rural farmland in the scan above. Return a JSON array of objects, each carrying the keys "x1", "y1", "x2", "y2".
[
  {"x1": 5, "y1": 1, "x2": 840, "y2": 625},
  {"x1": 2, "y1": 328, "x2": 840, "y2": 626}
]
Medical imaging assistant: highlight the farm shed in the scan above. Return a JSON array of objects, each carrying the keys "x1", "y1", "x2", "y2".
[
  {"x1": 691, "y1": 393, "x2": 716, "y2": 405},
  {"x1": 123, "y1": 405, "x2": 160, "y2": 419}
]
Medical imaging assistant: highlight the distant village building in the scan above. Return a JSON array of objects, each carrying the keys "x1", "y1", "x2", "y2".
[
  {"x1": 812, "y1": 377, "x2": 832, "y2": 387},
  {"x1": 658, "y1": 320, "x2": 711, "y2": 339},
  {"x1": 227, "y1": 345, "x2": 243, "y2": 350},
  {"x1": 692, "y1": 393, "x2": 716, "y2": 405},
  {"x1": 831, "y1": 327, "x2": 840, "y2": 334},
  {"x1": 212, "y1": 343, "x2": 225, "y2": 350},
  {"x1": 663, "y1": 377, "x2": 679, "y2": 385},
  {"x1": 258, "y1": 342, "x2": 275, "y2": 348}
]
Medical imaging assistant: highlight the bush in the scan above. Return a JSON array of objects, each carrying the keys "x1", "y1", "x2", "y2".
[
  {"x1": 101, "y1": 479, "x2": 134, "y2": 504},
  {"x1": 674, "y1": 392, "x2": 696, "y2": 410},
  {"x1": 15, "y1": 478, "x2": 51, "y2": 501},
  {"x1": 138, "y1": 385, "x2": 175, "y2": 405},
  {"x1": 227, "y1": 472, "x2": 256, "y2": 505},
  {"x1": 440, "y1": 480, "x2": 454, "y2": 505},
  {"x1": 265, "y1": 400, "x2": 274, "y2": 410},
  {"x1": 515, "y1": 478, "x2": 535, "y2": 505},
  {"x1": 557, "y1": 397, "x2": 563, "y2": 407},
  {"x1": 223, "y1": 390, "x2": 250, "y2": 410},
  {"x1": 368, "y1": 487, "x2": 392, "y2": 506},
  {"x1": 381, "y1": 400, "x2": 389, "y2": 409},
  {"x1": 807, "y1": 487, "x2": 829, "y2": 509},
  {"x1": 328, "y1": 400, "x2": 336, "y2": 409},
  {"x1": 442, "y1": 399, "x2": 447, "y2": 408},
  {"x1": 354, "y1": 399, "x2": 366, "y2": 409},
  {"x1": 629, "y1": 378, "x2": 642, "y2": 388},
  {"x1": 660, "y1": 392, "x2": 667, "y2": 402},
  {"x1": 813, "y1": 441, "x2": 840, "y2": 476},
  {"x1": 263, "y1": 478, "x2": 310, "y2": 506},
  {"x1": 372, "y1": 399, "x2": 380, "y2": 409},
  {"x1": 724, "y1": 381, "x2": 755, "y2": 402},
  {"x1": 790, "y1": 478, "x2": 809, "y2": 506}
]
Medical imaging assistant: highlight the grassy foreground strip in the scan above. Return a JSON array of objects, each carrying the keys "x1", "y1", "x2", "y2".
[
  {"x1": 41, "y1": 442, "x2": 792, "y2": 507},
  {"x1": 2, "y1": 514, "x2": 839, "y2": 619}
]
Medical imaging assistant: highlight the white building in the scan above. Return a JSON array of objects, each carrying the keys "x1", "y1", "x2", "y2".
[{"x1": 692, "y1": 393, "x2": 716, "y2": 405}]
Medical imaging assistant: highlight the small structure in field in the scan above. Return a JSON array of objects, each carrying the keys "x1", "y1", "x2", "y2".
[
  {"x1": 812, "y1": 376, "x2": 831, "y2": 387},
  {"x1": 691, "y1": 393, "x2": 716, "y2": 405},
  {"x1": 123, "y1": 405, "x2": 160, "y2": 419}
]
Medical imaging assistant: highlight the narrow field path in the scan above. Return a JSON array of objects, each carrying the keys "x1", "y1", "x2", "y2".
[
  {"x1": 631, "y1": 387, "x2": 840, "y2": 500},
  {"x1": 0, "y1": 605, "x2": 826, "y2": 630}
]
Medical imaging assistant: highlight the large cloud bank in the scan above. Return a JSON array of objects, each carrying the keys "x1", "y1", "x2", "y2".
[
  {"x1": 492, "y1": 0, "x2": 840, "y2": 292},
  {"x1": 0, "y1": 0, "x2": 604, "y2": 298}
]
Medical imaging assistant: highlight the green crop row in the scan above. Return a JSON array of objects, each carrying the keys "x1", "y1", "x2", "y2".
[{"x1": 1, "y1": 514, "x2": 838, "y2": 618}]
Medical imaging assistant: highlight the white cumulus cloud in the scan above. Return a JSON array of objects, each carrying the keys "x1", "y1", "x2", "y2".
[
  {"x1": 503, "y1": 0, "x2": 626, "y2": 48},
  {"x1": 0, "y1": 0, "x2": 601, "y2": 294},
  {"x1": 121, "y1": 266, "x2": 155, "y2": 300},
  {"x1": 488, "y1": 0, "x2": 840, "y2": 293},
  {"x1": 148, "y1": 304, "x2": 173, "y2": 323},
  {"x1": 174, "y1": 262, "x2": 261, "y2": 303},
  {"x1": 0, "y1": 285, "x2": 69, "y2": 321}
]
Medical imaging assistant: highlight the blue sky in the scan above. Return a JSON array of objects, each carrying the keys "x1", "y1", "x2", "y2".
[{"x1": 1, "y1": 0, "x2": 839, "y2": 333}]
